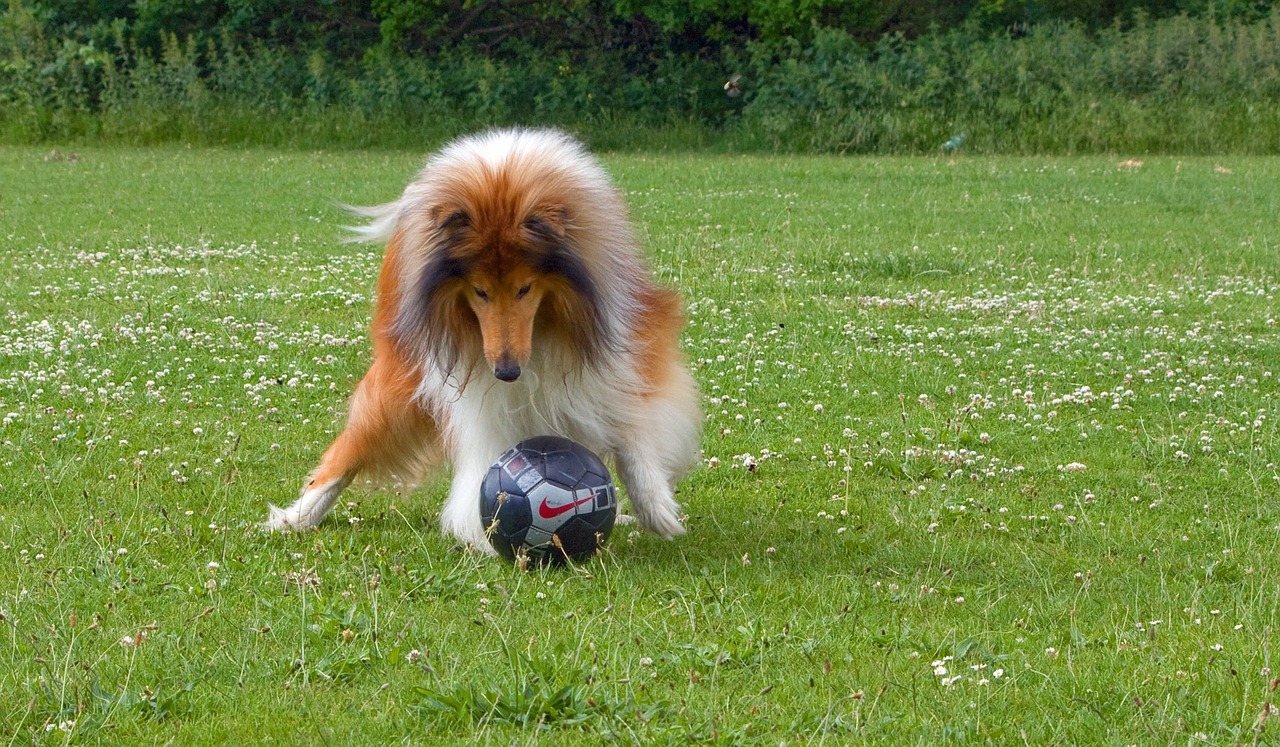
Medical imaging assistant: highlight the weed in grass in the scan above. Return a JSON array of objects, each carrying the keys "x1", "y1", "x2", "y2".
[{"x1": 411, "y1": 653, "x2": 641, "y2": 730}]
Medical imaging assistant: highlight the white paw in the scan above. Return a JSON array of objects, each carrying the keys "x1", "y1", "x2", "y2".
[
  {"x1": 448, "y1": 524, "x2": 498, "y2": 555},
  {"x1": 635, "y1": 502, "x2": 686, "y2": 540},
  {"x1": 263, "y1": 503, "x2": 314, "y2": 532},
  {"x1": 265, "y1": 476, "x2": 352, "y2": 532},
  {"x1": 443, "y1": 510, "x2": 497, "y2": 554}
]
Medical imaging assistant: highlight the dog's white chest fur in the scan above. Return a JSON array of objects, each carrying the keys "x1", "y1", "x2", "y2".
[{"x1": 420, "y1": 348, "x2": 627, "y2": 462}]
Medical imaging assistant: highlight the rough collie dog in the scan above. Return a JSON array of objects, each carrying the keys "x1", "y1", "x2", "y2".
[{"x1": 265, "y1": 128, "x2": 701, "y2": 550}]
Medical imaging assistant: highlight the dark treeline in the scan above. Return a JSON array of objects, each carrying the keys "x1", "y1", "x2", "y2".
[
  {"x1": 18, "y1": 0, "x2": 1270, "y2": 57},
  {"x1": 3, "y1": 0, "x2": 1278, "y2": 152}
]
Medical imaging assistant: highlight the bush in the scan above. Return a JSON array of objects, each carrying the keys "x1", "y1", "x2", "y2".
[
  {"x1": 3, "y1": 3, "x2": 1280, "y2": 153},
  {"x1": 741, "y1": 9, "x2": 1280, "y2": 153}
]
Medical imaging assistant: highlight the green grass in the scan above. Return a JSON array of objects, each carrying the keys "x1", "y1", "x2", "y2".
[{"x1": 2, "y1": 146, "x2": 1279, "y2": 745}]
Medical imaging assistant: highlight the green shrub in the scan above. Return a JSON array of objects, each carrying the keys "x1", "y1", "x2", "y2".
[
  {"x1": 3, "y1": 3, "x2": 1280, "y2": 152},
  {"x1": 742, "y1": 9, "x2": 1280, "y2": 153}
]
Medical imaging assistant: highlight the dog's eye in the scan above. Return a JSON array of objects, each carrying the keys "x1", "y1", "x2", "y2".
[
  {"x1": 440, "y1": 211, "x2": 470, "y2": 230},
  {"x1": 473, "y1": 287, "x2": 489, "y2": 301},
  {"x1": 516, "y1": 284, "x2": 532, "y2": 299}
]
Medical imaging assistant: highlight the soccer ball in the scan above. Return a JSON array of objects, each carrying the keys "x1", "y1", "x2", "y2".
[{"x1": 479, "y1": 435, "x2": 618, "y2": 565}]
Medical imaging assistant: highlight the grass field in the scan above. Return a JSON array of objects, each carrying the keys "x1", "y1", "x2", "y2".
[{"x1": 2, "y1": 146, "x2": 1279, "y2": 745}]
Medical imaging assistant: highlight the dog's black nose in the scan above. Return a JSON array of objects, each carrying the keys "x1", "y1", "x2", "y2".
[{"x1": 494, "y1": 360, "x2": 521, "y2": 382}]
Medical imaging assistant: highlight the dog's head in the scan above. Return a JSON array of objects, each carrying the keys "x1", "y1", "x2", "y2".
[
  {"x1": 378, "y1": 130, "x2": 626, "y2": 385},
  {"x1": 438, "y1": 204, "x2": 601, "y2": 383},
  {"x1": 396, "y1": 199, "x2": 607, "y2": 385}
]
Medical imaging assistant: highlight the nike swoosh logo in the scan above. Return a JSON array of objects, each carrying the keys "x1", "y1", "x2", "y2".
[{"x1": 538, "y1": 492, "x2": 598, "y2": 520}]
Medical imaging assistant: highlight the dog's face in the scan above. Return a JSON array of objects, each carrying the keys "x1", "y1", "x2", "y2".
[{"x1": 419, "y1": 206, "x2": 595, "y2": 384}]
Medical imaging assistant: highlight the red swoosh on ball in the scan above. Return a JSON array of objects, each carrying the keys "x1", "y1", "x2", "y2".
[{"x1": 538, "y1": 493, "x2": 598, "y2": 520}]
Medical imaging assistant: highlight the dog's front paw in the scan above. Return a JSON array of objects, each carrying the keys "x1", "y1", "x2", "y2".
[
  {"x1": 264, "y1": 476, "x2": 352, "y2": 532},
  {"x1": 447, "y1": 526, "x2": 498, "y2": 556},
  {"x1": 634, "y1": 502, "x2": 686, "y2": 540},
  {"x1": 263, "y1": 503, "x2": 310, "y2": 532}
]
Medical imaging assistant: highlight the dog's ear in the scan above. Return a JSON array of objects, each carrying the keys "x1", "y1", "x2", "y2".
[{"x1": 523, "y1": 206, "x2": 569, "y2": 245}]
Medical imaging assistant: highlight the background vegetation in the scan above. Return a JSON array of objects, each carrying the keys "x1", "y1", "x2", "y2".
[{"x1": 2, "y1": 0, "x2": 1279, "y2": 152}]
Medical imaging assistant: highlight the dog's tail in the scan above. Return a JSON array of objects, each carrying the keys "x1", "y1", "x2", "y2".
[{"x1": 339, "y1": 199, "x2": 402, "y2": 245}]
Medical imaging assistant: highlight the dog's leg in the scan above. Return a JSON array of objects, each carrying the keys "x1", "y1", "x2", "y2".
[
  {"x1": 266, "y1": 471, "x2": 354, "y2": 532},
  {"x1": 614, "y1": 413, "x2": 697, "y2": 539},
  {"x1": 440, "y1": 455, "x2": 500, "y2": 554},
  {"x1": 616, "y1": 444, "x2": 686, "y2": 539},
  {"x1": 614, "y1": 365, "x2": 701, "y2": 539},
  {"x1": 265, "y1": 359, "x2": 437, "y2": 531}
]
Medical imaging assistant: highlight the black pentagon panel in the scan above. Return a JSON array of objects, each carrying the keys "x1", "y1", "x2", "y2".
[
  {"x1": 554, "y1": 517, "x2": 603, "y2": 558},
  {"x1": 579, "y1": 496, "x2": 617, "y2": 534},
  {"x1": 488, "y1": 534, "x2": 518, "y2": 562},
  {"x1": 544, "y1": 448, "x2": 589, "y2": 487},
  {"x1": 496, "y1": 489, "x2": 532, "y2": 533},
  {"x1": 503, "y1": 525, "x2": 529, "y2": 547},
  {"x1": 581, "y1": 465, "x2": 610, "y2": 487},
  {"x1": 523, "y1": 544, "x2": 557, "y2": 565},
  {"x1": 594, "y1": 514, "x2": 618, "y2": 540},
  {"x1": 479, "y1": 468, "x2": 505, "y2": 516},
  {"x1": 517, "y1": 435, "x2": 572, "y2": 456},
  {"x1": 577, "y1": 447, "x2": 612, "y2": 485}
]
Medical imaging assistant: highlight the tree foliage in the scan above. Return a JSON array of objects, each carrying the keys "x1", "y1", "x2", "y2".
[{"x1": 16, "y1": 0, "x2": 1272, "y2": 63}]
